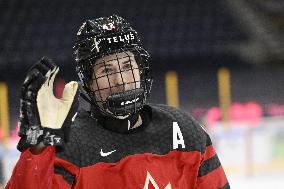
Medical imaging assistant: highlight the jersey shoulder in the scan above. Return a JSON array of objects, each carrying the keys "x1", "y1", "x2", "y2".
[{"x1": 148, "y1": 103, "x2": 210, "y2": 153}]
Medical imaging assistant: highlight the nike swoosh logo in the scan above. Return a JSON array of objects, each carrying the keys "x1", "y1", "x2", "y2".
[{"x1": 100, "y1": 149, "x2": 116, "y2": 157}]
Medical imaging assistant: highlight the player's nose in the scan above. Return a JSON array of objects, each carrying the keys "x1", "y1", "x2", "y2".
[
  {"x1": 113, "y1": 72, "x2": 124, "y2": 85},
  {"x1": 111, "y1": 73, "x2": 124, "y2": 92}
]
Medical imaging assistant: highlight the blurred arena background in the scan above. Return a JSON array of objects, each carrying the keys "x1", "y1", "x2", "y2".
[{"x1": 0, "y1": 0, "x2": 284, "y2": 188}]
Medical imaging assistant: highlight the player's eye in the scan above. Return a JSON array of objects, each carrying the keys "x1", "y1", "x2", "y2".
[
  {"x1": 123, "y1": 63, "x2": 132, "y2": 70},
  {"x1": 101, "y1": 67, "x2": 112, "y2": 74}
]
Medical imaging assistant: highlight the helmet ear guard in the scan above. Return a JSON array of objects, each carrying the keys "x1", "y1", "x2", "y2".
[{"x1": 74, "y1": 15, "x2": 153, "y2": 117}]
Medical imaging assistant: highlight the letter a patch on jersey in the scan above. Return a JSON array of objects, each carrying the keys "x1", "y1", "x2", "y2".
[{"x1": 173, "y1": 122, "x2": 185, "y2": 149}]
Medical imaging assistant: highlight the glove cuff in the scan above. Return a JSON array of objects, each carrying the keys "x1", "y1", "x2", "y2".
[
  {"x1": 18, "y1": 126, "x2": 65, "y2": 152},
  {"x1": 42, "y1": 128, "x2": 65, "y2": 146}
]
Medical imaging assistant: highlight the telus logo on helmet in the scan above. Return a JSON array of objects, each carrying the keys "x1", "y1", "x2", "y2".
[
  {"x1": 105, "y1": 33, "x2": 135, "y2": 43},
  {"x1": 92, "y1": 32, "x2": 136, "y2": 53}
]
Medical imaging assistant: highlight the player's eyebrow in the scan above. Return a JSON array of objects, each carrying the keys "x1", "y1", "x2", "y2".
[
  {"x1": 95, "y1": 57, "x2": 135, "y2": 70},
  {"x1": 97, "y1": 63, "x2": 112, "y2": 69},
  {"x1": 121, "y1": 58, "x2": 135, "y2": 65}
]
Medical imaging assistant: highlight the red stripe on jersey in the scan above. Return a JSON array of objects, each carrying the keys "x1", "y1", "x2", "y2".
[
  {"x1": 203, "y1": 145, "x2": 216, "y2": 161},
  {"x1": 196, "y1": 166, "x2": 228, "y2": 189}
]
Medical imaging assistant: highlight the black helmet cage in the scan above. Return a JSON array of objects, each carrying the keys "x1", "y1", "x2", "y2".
[
  {"x1": 74, "y1": 15, "x2": 153, "y2": 117},
  {"x1": 76, "y1": 48, "x2": 153, "y2": 117}
]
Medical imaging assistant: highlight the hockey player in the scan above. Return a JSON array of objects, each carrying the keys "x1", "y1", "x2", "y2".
[{"x1": 5, "y1": 15, "x2": 230, "y2": 189}]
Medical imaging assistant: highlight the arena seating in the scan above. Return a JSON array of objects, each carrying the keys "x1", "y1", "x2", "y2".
[{"x1": 0, "y1": 0, "x2": 248, "y2": 70}]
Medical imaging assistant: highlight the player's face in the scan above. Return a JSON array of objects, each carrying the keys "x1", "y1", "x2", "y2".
[{"x1": 90, "y1": 51, "x2": 140, "y2": 102}]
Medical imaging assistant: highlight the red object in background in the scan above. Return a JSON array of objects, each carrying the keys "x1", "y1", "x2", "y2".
[
  {"x1": 206, "y1": 107, "x2": 221, "y2": 128},
  {"x1": 229, "y1": 102, "x2": 262, "y2": 126},
  {"x1": 10, "y1": 123, "x2": 20, "y2": 141},
  {"x1": 192, "y1": 108, "x2": 207, "y2": 120},
  {"x1": 244, "y1": 102, "x2": 262, "y2": 120},
  {"x1": 0, "y1": 128, "x2": 3, "y2": 140},
  {"x1": 229, "y1": 103, "x2": 243, "y2": 120},
  {"x1": 55, "y1": 79, "x2": 66, "y2": 98},
  {"x1": 266, "y1": 103, "x2": 284, "y2": 116},
  {"x1": 206, "y1": 102, "x2": 263, "y2": 128}
]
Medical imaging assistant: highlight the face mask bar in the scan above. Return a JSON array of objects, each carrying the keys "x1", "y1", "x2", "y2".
[{"x1": 87, "y1": 49, "x2": 150, "y2": 117}]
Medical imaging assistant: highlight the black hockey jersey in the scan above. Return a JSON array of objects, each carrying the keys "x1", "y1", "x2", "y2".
[
  {"x1": 5, "y1": 103, "x2": 230, "y2": 189},
  {"x1": 55, "y1": 103, "x2": 230, "y2": 188}
]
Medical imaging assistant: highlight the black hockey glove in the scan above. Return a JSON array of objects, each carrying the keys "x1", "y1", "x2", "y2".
[{"x1": 17, "y1": 57, "x2": 79, "y2": 152}]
